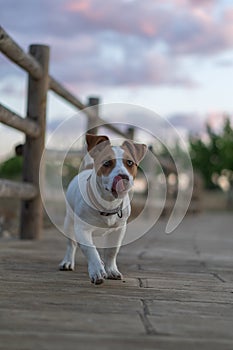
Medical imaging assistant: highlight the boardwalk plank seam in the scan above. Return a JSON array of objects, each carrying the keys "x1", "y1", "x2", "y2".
[
  {"x1": 138, "y1": 299, "x2": 157, "y2": 336},
  {"x1": 212, "y1": 272, "x2": 226, "y2": 283}
]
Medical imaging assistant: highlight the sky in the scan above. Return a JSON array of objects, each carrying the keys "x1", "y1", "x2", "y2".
[{"x1": 1, "y1": 0, "x2": 233, "y2": 158}]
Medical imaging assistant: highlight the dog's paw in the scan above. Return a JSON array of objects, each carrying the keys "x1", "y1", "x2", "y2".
[
  {"x1": 88, "y1": 263, "x2": 107, "y2": 285},
  {"x1": 59, "y1": 259, "x2": 75, "y2": 271},
  {"x1": 105, "y1": 267, "x2": 123, "y2": 280}
]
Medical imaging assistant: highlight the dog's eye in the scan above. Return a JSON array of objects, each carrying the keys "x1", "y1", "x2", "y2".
[
  {"x1": 103, "y1": 160, "x2": 113, "y2": 167},
  {"x1": 126, "y1": 160, "x2": 134, "y2": 167}
]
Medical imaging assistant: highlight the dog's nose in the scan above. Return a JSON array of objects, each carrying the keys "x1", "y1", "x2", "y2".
[{"x1": 118, "y1": 174, "x2": 129, "y2": 181}]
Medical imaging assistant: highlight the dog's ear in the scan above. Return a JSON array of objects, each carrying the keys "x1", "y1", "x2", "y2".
[
  {"x1": 122, "y1": 140, "x2": 147, "y2": 165},
  {"x1": 86, "y1": 134, "x2": 110, "y2": 157}
]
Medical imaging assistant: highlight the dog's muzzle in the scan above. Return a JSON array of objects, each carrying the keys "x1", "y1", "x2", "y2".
[{"x1": 111, "y1": 174, "x2": 130, "y2": 198}]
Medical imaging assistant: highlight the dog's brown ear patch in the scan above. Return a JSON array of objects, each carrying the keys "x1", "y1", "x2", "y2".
[
  {"x1": 86, "y1": 134, "x2": 110, "y2": 157},
  {"x1": 122, "y1": 140, "x2": 147, "y2": 165}
]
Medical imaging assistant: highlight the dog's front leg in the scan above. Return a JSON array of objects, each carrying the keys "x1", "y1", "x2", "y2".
[
  {"x1": 60, "y1": 211, "x2": 77, "y2": 271},
  {"x1": 59, "y1": 239, "x2": 77, "y2": 271},
  {"x1": 74, "y1": 219, "x2": 106, "y2": 285},
  {"x1": 103, "y1": 225, "x2": 126, "y2": 280},
  {"x1": 80, "y1": 244, "x2": 107, "y2": 285}
]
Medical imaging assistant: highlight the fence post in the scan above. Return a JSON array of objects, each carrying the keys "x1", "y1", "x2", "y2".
[
  {"x1": 20, "y1": 45, "x2": 49, "y2": 239},
  {"x1": 127, "y1": 127, "x2": 135, "y2": 140},
  {"x1": 86, "y1": 97, "x2": 99, "y2": 135}
]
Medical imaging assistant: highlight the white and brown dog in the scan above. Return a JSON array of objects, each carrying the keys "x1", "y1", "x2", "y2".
[{"x1": 59, "y1": 134, "x2": 147, "y2": 284}]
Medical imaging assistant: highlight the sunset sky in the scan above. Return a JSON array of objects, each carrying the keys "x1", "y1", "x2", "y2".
[{"x1": 1, "y1": 0, "x2": 233, "y2": 158}]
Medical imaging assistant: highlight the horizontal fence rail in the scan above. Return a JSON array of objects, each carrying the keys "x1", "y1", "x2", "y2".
[
  {"x1": 50, "y1": 77, "x2": 126, "y2": 138},
  {"x1": 0, "y1": 26, "x2": 43, "y2": 80},
  {"x1": 49, "y1": 77, "x2": 86, "y2": 111},
  {"x1": 0, "y1": 103, "x2": 41, "y2": 138},
  {"x1": 0, "y1": 179, "x2": 38, "y2": 200}
]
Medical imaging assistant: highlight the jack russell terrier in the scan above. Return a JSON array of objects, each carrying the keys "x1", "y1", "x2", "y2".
[{"x1": 59, "y1": 134, "x2": 147, "y2": 284}]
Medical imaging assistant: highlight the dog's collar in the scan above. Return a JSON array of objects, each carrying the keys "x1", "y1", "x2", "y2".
[{"x1": 86, "y1": 176, "x2": 123, "y2": 218}]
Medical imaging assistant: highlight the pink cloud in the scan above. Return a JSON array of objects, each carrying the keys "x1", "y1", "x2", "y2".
[
  {"x1": 62, "y1": 0, "x2": 233, "y2": 56},
  {"x1": 222, "y1": 9, "x2": 233, "y2": 46},
  {"x1": 1, "y1": 0, "x2": 233, "y2": 89},
  {"x1": 139, "y1": 21, "x2": 157, "y2": 37},
  {"x1": 42, "y1": 0, "x2": 233, "y2": 88},
  {"x1": 189, "y1": 0, "x2": 216, "y2": 8},
  {"x1": 171, "y1": 0, "x2": 217, "y2": 9},
  {"x1": 65, "y1": 0, "x2": 91, "y2": 13},
  {"x1": 63, "y1": 0, "x2": 162, "y2": 37}
]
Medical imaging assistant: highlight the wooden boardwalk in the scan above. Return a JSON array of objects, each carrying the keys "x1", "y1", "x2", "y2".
[{"x1": 0, "y1": 212, "x2": 233, "y2": 350}]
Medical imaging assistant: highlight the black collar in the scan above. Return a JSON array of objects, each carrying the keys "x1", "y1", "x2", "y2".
[{"x1": 99, "y1": 205, "x2": 123, "y2": 218}]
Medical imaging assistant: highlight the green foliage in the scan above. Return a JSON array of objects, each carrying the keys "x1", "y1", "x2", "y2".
[
  {"x1": 157, "y1": 139, "x2": 190, "y2": 170},
  {"x1": 0, "y1": 156, "x2": 23, "y2": 179},
  {"x1": 189, "y1": 117, "x2": 233, "y2": 189},
  {"x1": 62, "y1": 162, "x2": 79, "y2": 189}
]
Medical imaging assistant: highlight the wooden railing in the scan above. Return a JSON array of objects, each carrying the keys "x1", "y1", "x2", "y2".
[{"x1": 0, "y1": 26, "x2": 128, "y2": 239}]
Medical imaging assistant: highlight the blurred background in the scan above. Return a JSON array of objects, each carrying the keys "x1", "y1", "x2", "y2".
[{"x1": 0, "y1": 0, "x2": 233, "y2": 237}]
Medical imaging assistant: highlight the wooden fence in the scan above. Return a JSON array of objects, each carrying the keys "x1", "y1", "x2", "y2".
[{"x1": 0, "y1": 26, "x2": 129, "y2": 240}]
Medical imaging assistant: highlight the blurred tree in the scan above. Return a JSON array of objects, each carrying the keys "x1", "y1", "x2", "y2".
[
  {"x1": 0, "y1": 156, "x2": 23, "y2": 179},
  {"x1": 189, "y1": 117, "x2": 233, "y2": 193}
]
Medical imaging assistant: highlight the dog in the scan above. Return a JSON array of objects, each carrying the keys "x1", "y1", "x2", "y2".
[{"x1": 59, "y1": 134, "x2": 147, "y2": 284}]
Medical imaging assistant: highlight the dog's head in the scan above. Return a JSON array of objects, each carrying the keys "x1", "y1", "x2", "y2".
[{"x1": 86, "y1": 134, "x2": 147, "y2": 199}]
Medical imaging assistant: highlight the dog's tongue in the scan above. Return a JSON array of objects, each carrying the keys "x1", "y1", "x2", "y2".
[{"x1": 112, "y1": 176, "x2": 126, "y2": 193}]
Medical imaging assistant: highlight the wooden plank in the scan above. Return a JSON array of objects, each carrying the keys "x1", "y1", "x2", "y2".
[
  {"x1": 0, "y1": 26, "x2": 42, "y2": 80},
  {"x1": 0, "y1": 103, "x2": 40, "y2": 138},
  {"x1": 20, "y1": 45, "x2": 49, "y2": 240},
  {"x1": 0, "y1": 212, "x2": 233, "y2": 349},
  {"x1": 0, "y1": 179, "x2": 37, "y2": 200}
]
